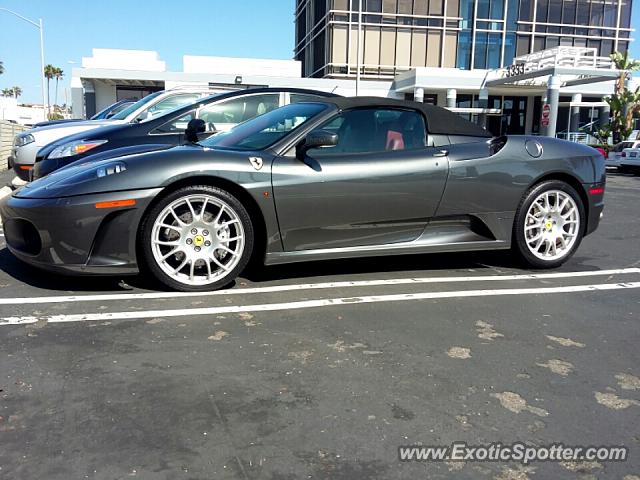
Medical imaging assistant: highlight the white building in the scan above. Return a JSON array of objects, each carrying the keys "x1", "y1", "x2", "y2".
[
  {"x1": 0, "y1": 96, "x2": 46, "y2": 125},
  {"x1": 71, "y1": 48, "x2": 636, "y2": 142},
  {"x1": 71, "y1": 48, "x2": 395, "y2": 119}
]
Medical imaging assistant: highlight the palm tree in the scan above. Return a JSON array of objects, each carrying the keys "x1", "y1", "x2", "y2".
[
  {"x1": 11, "y1": 86, "x2": 22, "y2": 100},
  {"x1": 1, "y1": 88, "x2": 12, "y2": 97},
  {"x1": 0, "y1": 60, "x2": 4, "y2": 75},
  {"x1": 610, "y1": 51, "x2": 640, "y2": 94},
  {"x1": 602, "y1": 51, "x2": 640, "y2": 143},
  {"x1": 54, "y1": 67, "x2": 64, "y2": 107},
  {"x1": 44, "y1": 64, "x2": 56, "y2": 114}
]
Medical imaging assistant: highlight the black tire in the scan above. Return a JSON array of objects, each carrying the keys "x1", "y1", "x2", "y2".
[
  {"x1": 139, "y1": 185, "x2": 254, "y2": 291},
  {"x1": 512, "y1": 180, "x2": 585, "y2": 269}
]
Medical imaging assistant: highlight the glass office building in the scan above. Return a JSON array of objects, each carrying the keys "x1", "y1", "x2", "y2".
[
  {"x1": 295, "y1": 0, "x2": 633, "y2": 79},
  {"x1": 295, "y1": 0, "x2": 634, "y2": 138}
]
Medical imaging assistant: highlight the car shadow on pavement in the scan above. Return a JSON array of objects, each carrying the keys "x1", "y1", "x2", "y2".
[
  {"x1": 244, "y1": 249, "x2": 519, "y2": 283},
  {"x1": 0, "y1": 245, "x2": 517, "y2": 293},
  {"x1": 0, "y1": 248, "x2": 155, "y2": 293},
  {"x1": 607, "y1": 170, "x2": 640, "y2": 180}
]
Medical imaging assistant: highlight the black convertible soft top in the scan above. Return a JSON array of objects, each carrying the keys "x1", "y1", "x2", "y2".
[{"x1": 324, "y1": 96, "x2": 492, "y2": 138}]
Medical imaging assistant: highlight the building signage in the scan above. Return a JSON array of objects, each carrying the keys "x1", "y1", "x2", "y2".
[
  {"x1": 506, "y1": 63, "x2": 526, "y2": 77},
  {"x1": 541, "y1": 104, "x2": 551, "y2": 127}
]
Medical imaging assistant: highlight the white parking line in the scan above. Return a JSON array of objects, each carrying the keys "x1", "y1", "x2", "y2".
[
  {"x1": 0, "y1": 268, "x2": 638, "y2": 305},
  {"x1": 2, "y1": 281, "x2": 639, "y2": 325}
]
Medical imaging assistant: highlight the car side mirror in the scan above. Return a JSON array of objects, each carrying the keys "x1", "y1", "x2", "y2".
[
  {"x1": 296, "y1": 130, "x2": 339, "y2": 160},
  {"x1": 185, "y1": 118, "x2": 207, "y2": 143}
]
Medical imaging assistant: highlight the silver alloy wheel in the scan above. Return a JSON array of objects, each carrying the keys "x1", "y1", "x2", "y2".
[
  {"x1": 150, "y1": 194, "x2": 245, "y2": 286},
  {"x1": 524, "y1": 189, "x2": 580, "y2": 261}
]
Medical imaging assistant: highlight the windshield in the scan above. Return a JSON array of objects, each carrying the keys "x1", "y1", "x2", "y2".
[
  {"x1": 201, "y1": 102, "x2": 329, "y2": 151},
  {"x1": 139, "y1": 93, "x2": 222, "y2": 124},
  {"x1": 109, "y1": 91, "x2": 164, "y2": 120}
]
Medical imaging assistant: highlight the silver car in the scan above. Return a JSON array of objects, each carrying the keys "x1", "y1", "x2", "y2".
[
  {"x1": 606, "y1": 140, "x2": 640, "y2": 169},
  {"x1": 11, "y1": 88, "x2": 216, "y2": 180}
]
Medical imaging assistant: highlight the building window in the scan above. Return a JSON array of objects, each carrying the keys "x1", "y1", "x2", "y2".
[
  {"x1": 397, "y1": 0, "x2": 412, "y2": 14},
  {"x1": 516, "y1": 35, "x2": 530, "y2": 56},
  {"x1": 427, "y1": 31, "x2": 441, "y2": 67},
  {"x1": 446, "y1": 0, "x2": 459, "y2": 17},
  {"x1": 457, "y1": 31, "x2": 472, "y2": 69},
  {"x1": 411, "y1": 30, "x2": 427, "y2": 67},
  {"x1": 561, "y1": 0, "x2": 576, "y2": 24},
  {"x1": 504, "y1": 33, "x2": 517, "y2": 65},
  {"x1": 536, "y1": 0, "x2": 549, "y2": 22},
  {"x1": 519, "y1": 0, "x2": 533, "y2": 21},
  {"x1": 443, "y1": 32, "x2": 458, "y2": 68},
  {"x1": 621, "y1": 0, "x2": 632, "y2": 28},
  {"x1": 430, "y1": 0, "x2": 444, "y2": 15},
  {"x1": 548, "y1": 0, "x2": 562, "y2": 23}
]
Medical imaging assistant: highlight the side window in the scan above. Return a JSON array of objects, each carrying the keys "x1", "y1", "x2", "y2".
[
  {"x1": 150, "y1": 110, "x2": 195, "y2": 135},
  {"x1": 197, "y1": 94, "x2": 280, "y2": 129},
  {"x1": 290, "y1": 93, "x2": 328, "y2": 103},
  {"x1": 139, "y1": 93, "x2": 202, "y2": 121},
  {"x1": 307, "y1": 108, "x2": 427, "y2": 156}
]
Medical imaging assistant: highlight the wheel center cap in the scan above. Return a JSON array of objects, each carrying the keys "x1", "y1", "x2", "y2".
[
  {"x1": 193, "y1": 235, "x2": 205, "y2": 247},
  {"x1": 545, "y1": 220, "x2": 553, "y2": 231}
]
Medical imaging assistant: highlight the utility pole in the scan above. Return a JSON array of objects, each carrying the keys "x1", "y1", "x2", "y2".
[{"x1": 356, "y1": 0, "x2": 362, "y2": 96}]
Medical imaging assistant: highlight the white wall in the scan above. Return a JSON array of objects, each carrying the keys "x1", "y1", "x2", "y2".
[
  {"x1": 0, "y1": 97, "x2": 46, "y2": 125},
  {"x1": 82, "y1": 49, "x2": 166, "y2": 72},
  {"x1": 183, "y1": 56, "x2": 301, "y2": 78},
  {"x1": 93, "y1": 81, "x2": 117, "y2": 112}
]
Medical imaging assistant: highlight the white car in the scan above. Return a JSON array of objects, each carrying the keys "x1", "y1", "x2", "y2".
[
  {"x1": 620, "y1": 147, "x2": 640, "y2": 173},
  {"x1": 11, "y1": 88, "x2": 215, "y2": 180},
  {"x1": 606, "y1": 140, "x2": 640, "y2": 168}
]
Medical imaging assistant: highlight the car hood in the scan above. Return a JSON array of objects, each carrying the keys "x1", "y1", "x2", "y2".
[
  {"x1": 29, "y1": 120, "x2": 126, "y2": 145},
  {"x1": 37, "y1": 123, "x2": 135, "y2": 158},
  {"x1": 15, "y1": 145, "x2": 270, "y2": 199}
]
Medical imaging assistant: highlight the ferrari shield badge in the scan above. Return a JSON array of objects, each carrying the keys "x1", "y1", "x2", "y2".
[{"x1": 249, "y1": 156, "x2": 263, "y2": 170}]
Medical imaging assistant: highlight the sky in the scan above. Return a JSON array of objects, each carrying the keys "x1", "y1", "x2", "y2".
[
  {"x1": 1, "y1": 0, "x2": 639, "y2": 104},
  {"x1": 0, "y1": 0, "x2": 296, "y2": 103}
]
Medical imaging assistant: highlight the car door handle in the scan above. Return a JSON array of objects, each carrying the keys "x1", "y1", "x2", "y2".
[{"x1": 433, "y1": 150, "x2": 448, "y2": 157}]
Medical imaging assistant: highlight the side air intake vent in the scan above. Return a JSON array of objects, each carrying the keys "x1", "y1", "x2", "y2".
[{"x1": 489, "y1": 136, "x2": 507, "y2": 156}]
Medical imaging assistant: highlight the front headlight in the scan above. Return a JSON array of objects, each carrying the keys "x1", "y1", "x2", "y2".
[
  {"x1": 49, "y1": 139, "x2": 108, "y2": 159},
  {"x1": 15, "y1": 133, "x2": 35, "y2": 147}
]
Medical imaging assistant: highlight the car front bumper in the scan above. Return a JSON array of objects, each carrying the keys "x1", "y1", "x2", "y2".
[
  {"x1": 12, "y1": 143, "x2": 41, "y2": 181},
  {"x1": 0, "y1": 188, "x2": 162, "y2": 275}
]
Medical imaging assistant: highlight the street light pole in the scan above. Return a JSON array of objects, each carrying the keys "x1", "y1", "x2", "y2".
[
  {"x1": 356, "y1": 0, "x2": 362, "y2": 96},
  {"x1": 0, "y1": 8, "x2": 47, "y2": 119},
  {"x1": 39, "y1": 18, "x2": 47, "y2": 118}
]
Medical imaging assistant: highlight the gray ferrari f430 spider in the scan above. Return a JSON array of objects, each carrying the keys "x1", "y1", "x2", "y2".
[{"x1": 0, "y1": 97, "x2": 605, "y2": 291}]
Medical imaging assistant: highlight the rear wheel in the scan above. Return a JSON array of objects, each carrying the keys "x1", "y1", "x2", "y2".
[
  {"x1": 140, "y1": 185, "x2": 254, "y2": 291},
  {"x1": 512, "y1": 180, "x2": 585, "y2": 269}
]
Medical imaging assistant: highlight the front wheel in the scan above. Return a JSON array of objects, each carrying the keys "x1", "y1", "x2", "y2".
[
  {"x1": 140, "y1": 185, "x2": 254, "y2": 291},
  {"x1": 512, "y1": 180, "x2": 585, "y2": 269}
]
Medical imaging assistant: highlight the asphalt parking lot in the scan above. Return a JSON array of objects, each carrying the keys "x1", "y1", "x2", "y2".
[{"x1": 0, "y1": 171, "x2": 639, "y2": 479}]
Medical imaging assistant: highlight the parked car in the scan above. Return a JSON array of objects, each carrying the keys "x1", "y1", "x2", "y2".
[
  {"x1": 0, "y1": 97, "x2": 605, "y2": 291},
  {"x1": 606, "y1": 140, "x2": 640, "y2": 168},
  {"x1": 10, "y1": 89, "x2": 217, "y2": 180},
  {"x1": 31, "y1": 99, "x2": 138, "y2": 129},
  {"x1": 619, "y1": 147, "x2": 640, "y2": 174},
  {"x1": 32, "y1": 88, "x2": 337, "y2": 180}
]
